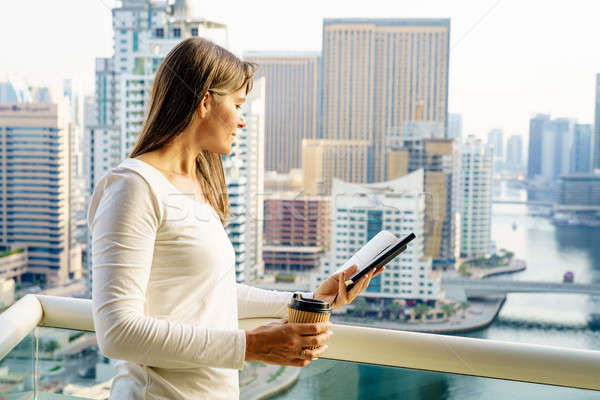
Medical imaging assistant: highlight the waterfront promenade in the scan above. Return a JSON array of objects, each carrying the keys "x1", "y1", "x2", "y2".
[
  {"x1": 331, "y1": 297, "x2": 506, "y2": 334},
  {"x1": 240, "y1": 362, "x2": 301, "y2": 400}
]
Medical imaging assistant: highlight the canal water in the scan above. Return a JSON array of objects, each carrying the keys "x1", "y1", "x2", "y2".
[{"x1": 273, "y1": 186, "x2": 600, "y2": 399}]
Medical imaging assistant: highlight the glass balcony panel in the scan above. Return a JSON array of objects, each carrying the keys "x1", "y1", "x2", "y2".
[
  {"x1": 242, "y1": 359, "x2": 600, "y2": 400},
  {"x1": 0, "y1": 331, "x2": 35, "y2": 398},
  {"x1": 0, "y1": 327, "x2": 115, "y2": 399}
]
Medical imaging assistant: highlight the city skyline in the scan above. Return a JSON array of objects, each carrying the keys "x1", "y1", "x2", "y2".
[{"x1": 2, "y1": 0, "x2": 600, "y2": 141}]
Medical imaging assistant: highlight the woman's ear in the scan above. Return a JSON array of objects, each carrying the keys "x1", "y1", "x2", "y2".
[{"x1": 197, "y1": 91, "x2": 211, "y2": 118}]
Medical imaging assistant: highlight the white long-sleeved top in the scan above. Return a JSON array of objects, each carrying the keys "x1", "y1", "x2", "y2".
[{"x1": 88, "y1": 158, "x2": 312, "y2": 399}]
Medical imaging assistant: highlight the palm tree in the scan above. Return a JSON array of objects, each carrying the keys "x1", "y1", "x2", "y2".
[
  {"x1": 414, "y1": 303, "x2": 429, "y2": 323},
  {"x1": 387, "y1": 302, "x2": 402, "y2": 320},
  {"x1": 352, "y1": 297, "x2": 370, "y2": 318},
  {"x1": 441, "y1": 303, "x2": 455, "y2": 319},
  {"x1": 459, "y1": 301, "x2": 471, "y2": 318}
]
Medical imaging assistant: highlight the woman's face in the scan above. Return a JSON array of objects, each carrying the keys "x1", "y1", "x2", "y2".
[{"x1": 197, "y1": 86, "x2": 247, "y2": 155}]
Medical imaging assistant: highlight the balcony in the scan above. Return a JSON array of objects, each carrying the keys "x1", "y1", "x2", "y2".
[{"x1": 0, "y1": 295, "x2": 599, "y2": 398}]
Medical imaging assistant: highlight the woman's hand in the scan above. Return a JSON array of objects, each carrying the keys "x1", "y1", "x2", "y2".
[
  {"x1": 245, "y1": 320, "x2": 333, "y2": 367},
  {"x1": 313, "y1": 265, "x2": 385, "y2": 310}
]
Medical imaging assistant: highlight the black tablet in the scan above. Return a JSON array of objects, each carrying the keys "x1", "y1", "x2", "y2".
[{"x1": 345, "y1": 232, "x2": 416, "y2": 292}]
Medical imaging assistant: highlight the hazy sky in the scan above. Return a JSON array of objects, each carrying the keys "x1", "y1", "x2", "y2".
[{"x1": 1, "y1": 0, "x2": 599, "y2": 141}]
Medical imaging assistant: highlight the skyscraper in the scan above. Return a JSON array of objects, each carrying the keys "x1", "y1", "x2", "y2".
[
  {"x1": 527, "y1": 114, "x2": 550, "y2": 179},
  {"x1": 541, "y1": 118, "x2": 574, "y2": 181},
  {"x1": 321, "y1": 18, "x2": 450, "y2": 183},
  {"x1": 594, "y1": 74, "x2": 600, "y2": 171},
  {"x1": 243, "y1": 52, "x2": 319, "y2": 173},
  {"x1": 460, "y1": 136, "x2": 493, "y2": 258},
  {"x1": 572, "y1": 124, "x2": 593, "y2": 174},
  {"x1": 505, "y1": 135, "x2": 523, "y2": 174},
  {"x1": 0, "y1": 103, "x2": 78, "y2": 286}
]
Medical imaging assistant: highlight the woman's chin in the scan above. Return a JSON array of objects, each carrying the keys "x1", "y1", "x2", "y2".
[{"x1": 215, "y1": 144, "x2": 232, "y2": 155}]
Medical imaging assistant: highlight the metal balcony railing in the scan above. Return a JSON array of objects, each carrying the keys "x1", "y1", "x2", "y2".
[{"x1": 0, "y1": 294, "x2": 599, "y2": 398}]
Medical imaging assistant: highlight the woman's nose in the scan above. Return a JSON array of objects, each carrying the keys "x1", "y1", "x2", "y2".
[{"x1": 238, "y1": 116, "x2": 247, "y2": 129}]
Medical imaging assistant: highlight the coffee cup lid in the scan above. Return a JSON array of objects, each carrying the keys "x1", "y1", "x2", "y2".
[{"x1": 288, "y1": 292, "x2": 331, "y2": 313}]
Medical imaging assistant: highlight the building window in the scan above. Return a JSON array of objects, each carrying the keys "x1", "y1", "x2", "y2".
[
  {"x1": 191, "y1": 27, "x2": 198, "y2": 36},
  {"x1": 173, "y1": 28, "x2": 181, "y2": 38},
  {"x1": 155, "y1": 28, "x2": 164, "y2": 38}
]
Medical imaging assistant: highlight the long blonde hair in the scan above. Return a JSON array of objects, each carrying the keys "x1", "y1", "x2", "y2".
[{"x1": 129, "y1": 37, "x2": 256, "y2": 225}]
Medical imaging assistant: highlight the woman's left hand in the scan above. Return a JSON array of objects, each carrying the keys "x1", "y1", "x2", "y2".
[{"x1": 313, "y1": 265, "x2": 385, "y2": 310}]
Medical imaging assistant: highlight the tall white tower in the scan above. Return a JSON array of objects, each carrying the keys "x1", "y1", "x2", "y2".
[
  {"x1": 88, "y1": 0, "x2": 229, "y2": 194},
  {"x1": 85, "y1": 0, "x2": 230, "y2": 292},
  {"x1": 459, "y1": 135, "x2": 493, "y2": 258}
]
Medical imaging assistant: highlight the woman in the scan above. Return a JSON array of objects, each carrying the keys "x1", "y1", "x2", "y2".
[{"x1": 88, "y1": 37, "x2": 383, "y2": 399}]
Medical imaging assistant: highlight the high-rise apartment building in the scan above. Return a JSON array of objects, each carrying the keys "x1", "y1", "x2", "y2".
[
  {"x1": 387, "y1": 121, "x2": 458, "y2": 268},
  {"x1": 312, "y1": 169, "x2": 441, "y2": 300},
  {"x1": 263, "y1": 195, "x2": 330, "y2": 274},
  {"x1": 86, "y1": 0, "x2": 273, "y2": 289},
  {"x1": 594, "y1": 74, "x2": 600, "y2": 171},
  {"x1": 459, "y1": 135, "x2": 493, "y2": 258},
  {"x1": 88, "y1": 0, "x2": 228, "y2": 193},
  {"x1": 223, "y1": 77, "x2": 266, "y2": 284},
  {"x1": 0, "y1": 103, "x2": 80, "y2": 286},
  {"x1": 243, "y1": 52, "x2": 319, "y2": 173},
  {"x1": 321, "y1": 18, "x2": 450, "y2": 183}
]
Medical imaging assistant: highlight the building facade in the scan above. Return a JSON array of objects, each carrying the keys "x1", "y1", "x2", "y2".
[
  {"x1": 302, "y1": 139, "x2": 370, "y2": 195},
  {"x1": 541, "y1": 118, "x2": 575, "y2": 181},
  {"x1": 263, "y1": 194, "x2": 330, "y2": 274},
  {"x1": 459, "y1": 135, "x2": 493, "y2": 258},
  {"x1": 387, "y1": 121, "x2": 459, "y2": 269},
  {"x1": 572, "y1": 124, "x2": 593, "y2": 174},
  {"x1": 0, "y1": 103, "x2": 78, "y2": 286},
  {"x1": 321, "y1": 18, "x2": 450, "y2": 183},
  {"x1": 527, "y1": 114, "x2": 550, "y2": 180},
  {"x1": 243, "y1": 52, "x2": 319, "y2": 173},
  {"x1": 312, "y1": 170, "x2": 442, "y2": 301},
  {"x1": 556, "y1": 175, "x2": 600, "y2": 216}
]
